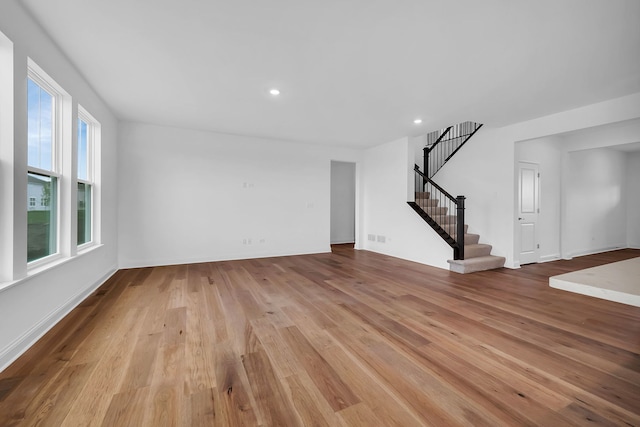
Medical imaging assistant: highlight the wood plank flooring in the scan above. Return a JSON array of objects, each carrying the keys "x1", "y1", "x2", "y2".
[{"x1": 1, "y1": 248, "x2": 639, "y2": 426}]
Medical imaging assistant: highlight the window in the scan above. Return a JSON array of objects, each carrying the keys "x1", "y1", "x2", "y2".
[
  {"x1": 27, "y1": 74, "x2": 59, "y2": 263},
  {"x1": 77, "y1": 107, "x2": 98, "y2": 247}
]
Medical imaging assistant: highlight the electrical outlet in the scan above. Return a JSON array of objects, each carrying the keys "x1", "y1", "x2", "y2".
[
  {"x1": 377, "y1": 235, "x2": 386, "y2": 243},
  {"x1": 368, "y1": 234, "x2": 376, "y2": 241}
]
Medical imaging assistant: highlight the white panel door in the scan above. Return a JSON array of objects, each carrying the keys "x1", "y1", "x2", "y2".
[{"x1": 518, "y1": 162, "x2": 540, "y2": 265}]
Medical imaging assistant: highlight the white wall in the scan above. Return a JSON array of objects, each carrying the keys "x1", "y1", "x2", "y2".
[
  {"x1": 330, "y1": 161, "x2": 356, "y2": 244},
  {"x1": 118, "y1": 122, "x2": 362, "y2": 268},
  {"x1": 626, "y1": 152, "x2": 640, "y2": 248},
  {"x1": 361, "y1": 137, "x2": 452, "y2": 270},
  {"x1": 411, "y1": 135, "x2": 425, "y2": 170},
  {"x1": 0, "y1": 0, "x2": 119, "y2": 371},
  {"x1": 565, "y1": 148, "x2": 627, "y2": 257},
  {"x1": 515, "y1": 137, "x2": 562, "y2": 261},
  {"x1": 558, "y1": 119, "x2": 640, "y2": 258}
]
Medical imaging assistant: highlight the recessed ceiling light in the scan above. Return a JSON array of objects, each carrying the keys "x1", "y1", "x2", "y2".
[
  {"x1": 269, "y1": 88, "x2": 280, "y2": 96},
  {"x1": 413, "y1": 118, "x2": 423, "y2": 124}
]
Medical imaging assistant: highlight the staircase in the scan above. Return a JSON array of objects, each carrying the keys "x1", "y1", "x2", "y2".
[{"x1": 408, "y1": 122, "x2": 505, "y2": 274}]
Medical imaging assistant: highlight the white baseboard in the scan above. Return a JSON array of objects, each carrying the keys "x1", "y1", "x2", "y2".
[
  {"x1": 568, "y1": 246, "x2": 625, "y2": 259},
  {"x1": 0, "y1": 266, "x2": 118, "y2": 373},
  {"x1": 119, "y1": 248, "x2": 332, "y2": 269},
  {"x1": 540, "y1": 254, "x2": 561, "y2": 263}
]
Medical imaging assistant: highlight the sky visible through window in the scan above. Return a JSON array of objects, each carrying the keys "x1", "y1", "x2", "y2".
[
  {"x1": 27, "y1": 78, "x2": 53, "y2": 170},
  {"x1": 78, "y1": 119, "x2": 88, "y2": 180}
]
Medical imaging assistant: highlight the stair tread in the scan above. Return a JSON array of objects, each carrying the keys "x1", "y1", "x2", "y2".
[{"x1": 464, "y1": 243, "x2": 491, "y2": 249}]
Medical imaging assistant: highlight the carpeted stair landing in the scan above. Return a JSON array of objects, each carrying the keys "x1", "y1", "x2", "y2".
[{"x1": 447, "y1": 254, "x2": 506, "y2": 274}]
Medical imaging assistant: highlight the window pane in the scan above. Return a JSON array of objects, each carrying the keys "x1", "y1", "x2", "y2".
[
  {"x1": 27, "y1": 173, "x2": 57, "y2": 262},
  {"x1": 77, "y1": 182, "x2": 92, "y2": 245},
  {"x1": 27, "y1": 78, "x2": 54, "y2": 171},
  {"x1": 78, "y1": 119, "x2": 88, "y2": 180}
]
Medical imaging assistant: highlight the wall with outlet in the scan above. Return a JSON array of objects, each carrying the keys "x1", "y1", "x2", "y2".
[
  {"x1": 117, "y1": 122, "x2": 361, "y2": 268},
  {"x1": 362, "y1": 137, "x2": 452, "y2": 270}
]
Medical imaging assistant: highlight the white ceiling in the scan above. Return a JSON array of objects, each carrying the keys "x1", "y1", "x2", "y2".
[{"x1": 18, "y1": 0, "x2": 640, "y2": 147}]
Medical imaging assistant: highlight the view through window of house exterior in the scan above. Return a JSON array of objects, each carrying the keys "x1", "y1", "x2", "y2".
[
  {"x1": 27, "y1": 77, "x2": 58, "y2": 262},
  {"x1": 77, "y1": 117, "x2": 92, "y2": 245}
]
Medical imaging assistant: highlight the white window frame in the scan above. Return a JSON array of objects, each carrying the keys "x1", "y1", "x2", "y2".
[
  {"x1": 77, "y1": 106, "x2": 98, "y2": 250},
  {"x1": 26, "y1": 64, "x2": 64, "y2": 268}
]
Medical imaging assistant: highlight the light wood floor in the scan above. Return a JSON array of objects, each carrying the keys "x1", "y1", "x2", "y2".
[{"x1": 1, "y1": 248, "x2": 639, "y2": 426}]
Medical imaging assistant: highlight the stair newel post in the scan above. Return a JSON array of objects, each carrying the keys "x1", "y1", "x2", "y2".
[
  {"x1": 423, "y1": 146, "x2": 430, "y2": 179},
  {"x1": 456, "y1": 196, "x2": 466, "y2": 260}
]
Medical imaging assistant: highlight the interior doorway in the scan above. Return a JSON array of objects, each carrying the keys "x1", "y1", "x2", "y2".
[{"x1": 330, "y1": 161, "x2": 356, "y2": 245}]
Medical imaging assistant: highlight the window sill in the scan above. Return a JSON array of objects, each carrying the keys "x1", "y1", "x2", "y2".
[
  {"x1": 77, "y1": 241, "x2": 98, "y2": 254},
  {"x1": 0, "y1": 243, "x2": 104, "y2": 294}
]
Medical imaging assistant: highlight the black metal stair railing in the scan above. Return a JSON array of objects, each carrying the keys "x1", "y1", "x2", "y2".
[
  {"x1": 408, "y1": 166, "x2": 466, "y2": 260},
  {"x1": 408, "y1": 121, "x2": 483, "y2": 261},
  {"x1": 423, "y1": 121, "x2": 483, "y2": 178}
]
